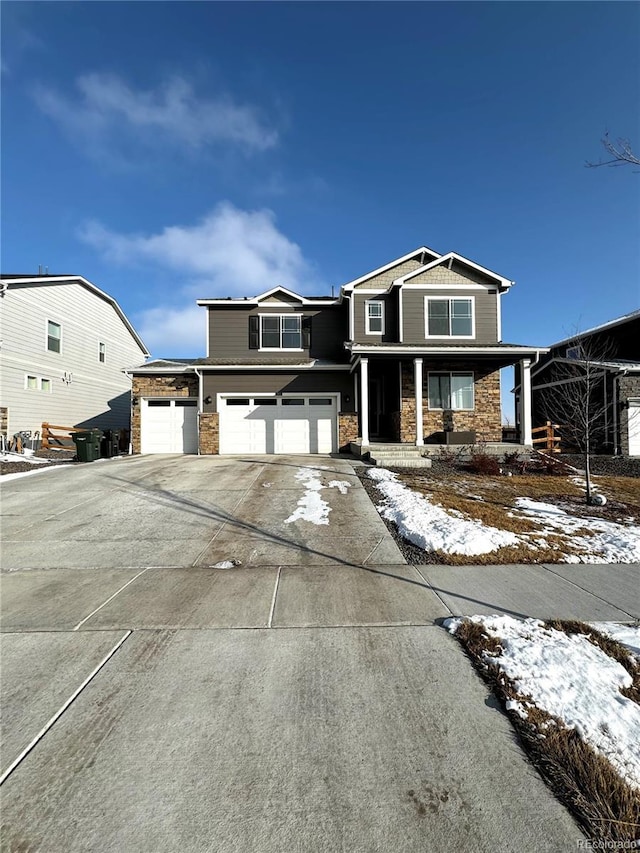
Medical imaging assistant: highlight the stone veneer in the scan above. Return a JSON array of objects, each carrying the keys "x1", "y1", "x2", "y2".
[
  {"x1": 619, "y1": 374, "x2": 640, "y2": 456},
  {"x1": 338, "y1": 412, "x2": 359, "y2": 452},
  {"x1": 131, "y1": 374, "x2": 198, "y2": 453},
  {"x1": 399, "y1": 361, "x2": 502, "y2": 444},
  {"x1": 199, "y1": 412, "x2": 219, "y2": 455}
]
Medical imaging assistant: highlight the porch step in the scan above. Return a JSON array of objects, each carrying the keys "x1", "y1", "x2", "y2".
[{"x1": 369, "y1": 455, "x2": 433, "y2": 469}]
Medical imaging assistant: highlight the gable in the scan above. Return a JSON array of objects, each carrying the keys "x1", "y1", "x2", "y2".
[
  {"x1": 353, "y1": 258, "x2": 424, "y2": 290},
  {"x1": 258, "y1": 289, "x2": 304, "y2": 306},
  {"x1": 404, "y1": 263, "x2": 497, "y2": 288}
]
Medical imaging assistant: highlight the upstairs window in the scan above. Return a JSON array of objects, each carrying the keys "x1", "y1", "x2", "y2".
[
  {"x1": 428, "y1": 372, "x2": 474, "y2": 410},
  {"x1": 260, "y1": 315, "x2": 302, "y2": 349},
  {"x1": 366, "y1": 300, "x2": 384, "y2": 334},
  {"x1": 426, "y1": 298, "x2": 473, "y2": 338},
  {"x1": 47, "y1": 320, "x2": 61, "y2": 353},
  {"x1": 99, "y1": 342, "x2": 106, "y2": 363}
]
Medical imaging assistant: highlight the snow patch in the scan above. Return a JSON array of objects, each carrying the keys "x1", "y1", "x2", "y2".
[
  {"x1": 285, "y1": 469, "x2": 351, "y2": 525},
  {"x1": 591, "y1": 623, "x2": 640, "y2": 660},
  {"x1": 367, "y1": 467, "x2": 519, "y2": 556},
  {"x1": 0, "y1": 464, "x2": 76, "y2": 482},
  {"x1": 212, "y1": 559, "x2": 242, "y2": 569},
  {"x1": 448, "y1": 615, "x2": 640, "y2": 789}
]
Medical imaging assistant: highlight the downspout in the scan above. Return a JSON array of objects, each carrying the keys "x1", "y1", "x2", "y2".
[{"x1": 195, "y1": 368, "x2": 203, "y2": 455}]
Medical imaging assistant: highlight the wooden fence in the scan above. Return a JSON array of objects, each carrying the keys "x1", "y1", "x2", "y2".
[
  {"x1": 531, "y1": 421, "x2": 562, "y2": 453},
  {"x1": 41, "y1": 423, "x2": 81, "y2": 451}
]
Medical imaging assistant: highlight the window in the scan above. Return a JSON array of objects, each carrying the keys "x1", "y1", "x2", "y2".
[
  {"x1": 260, "y1": 315, "x2": 302, "y2": 349},
  {"x1": 282, "y1": 398, "x2": 304, "y2": 406},
  {"x1": 99, "y1": 342, "x2": 106, "y2": 363},
  {"x1": 426, "y1": 298, "x2": 473, "y2": 338},
  {"x1": 366, "y1": 300, "x2": 384, "y2": 334},
  {"x1": 25, "y1": 375, "x2": 51, "y2": 392},
  {"x1": 226, "y1": 398, "x2": 251, "y2": 406},
  {"x1": 566, "y1": 345, "x2": 582, "y2": 360},
  {"x1": 428, "y1": 372, "x2": 474, "y2": 410},
  {"x1": 47, "y1": 320, "x2": 61, "y2": 353},
  {"x1": 309, "y1": 398, "x2": 333, "y2": 406},
  {"x1": 254, "y1": 398, "x2": 277, "y2": 405}
]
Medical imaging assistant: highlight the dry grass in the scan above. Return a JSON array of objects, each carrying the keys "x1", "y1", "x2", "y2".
[
  {"x1": 452, "y1": 619, "x2": 640, "y2": 843},
  {"x1": 394, "y1": 470, "x2": 638, "y2": 564}
]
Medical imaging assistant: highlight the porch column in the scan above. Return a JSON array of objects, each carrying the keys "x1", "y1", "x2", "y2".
[
  {"x1": 520, "y1": 358, "x2": 532, "y2": 445},
  {"x1": 360, "y1": 358, "x2": 369, "y2": 445},
  {"x1": 414, "y1": 358, "x2": 424, "y2": 446}
]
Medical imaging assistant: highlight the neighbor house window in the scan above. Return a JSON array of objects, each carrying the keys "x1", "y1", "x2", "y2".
[
  {"x1": 99, "y1": 342, "x2": 106, "y2": 363},
  {"x1": 260, "y1": 315, "x2": 301, "y2": 349},
  {"x1": 366, "y1": 300, "x2": 384, "y2": 334},
  {"x1": 40, "y1": 378, "x2": 52, "y2": 392},
  {"x1": 426, "y1": 298, "x2": 474, "y2": 337},
  {"x1": 428, "y1": 372, "x2": 474, "y2": 410},
  {"x1": 26, "y1": 375, "x2": 38, "y2": 390},
  {"x1": 47, "y1": 320, "x2": 61, "y2": 353}
]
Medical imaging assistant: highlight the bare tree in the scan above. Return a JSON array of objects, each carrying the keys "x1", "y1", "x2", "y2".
[
  {"x1": 586, "y1": 132, "x2": 640, "y2": 169},
  {"x1": 539, "y1": 336, "x2": 617, "y2": 504}
]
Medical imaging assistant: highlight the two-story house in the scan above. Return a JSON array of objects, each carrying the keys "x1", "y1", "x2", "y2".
[
  {"x1": 522, "y1": 310, "x2": 640, "y2": 456},
  {"x1": 0, "y1": 274, "x2": 149, "y2": 440},
  {"x1": 130, "y1": 247, "x2": 544, "y2": 456}
]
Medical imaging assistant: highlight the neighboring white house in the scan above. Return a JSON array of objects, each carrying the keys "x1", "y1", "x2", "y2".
[{"x1": 0, "y1": 274, "x2": 149, "y2": 439}]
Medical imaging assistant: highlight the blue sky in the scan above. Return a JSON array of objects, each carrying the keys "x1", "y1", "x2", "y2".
[{"x1": 3, "y1": 2, "x2": 639, "y2": 417}]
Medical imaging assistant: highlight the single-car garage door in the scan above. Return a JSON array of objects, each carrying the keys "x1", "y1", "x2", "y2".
[
  {"x1": 219, "y1": 395, "x2": 338, "y2": 454},
  {"x1": 141, "y1": 398, "x2": 198, "y2": 454}
]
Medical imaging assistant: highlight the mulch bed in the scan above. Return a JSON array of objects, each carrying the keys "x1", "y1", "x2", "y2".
[{"x1": 0, "y1": 450, "x2": 79, "y2": 477}]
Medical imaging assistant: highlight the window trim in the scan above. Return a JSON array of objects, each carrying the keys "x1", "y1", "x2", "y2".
[
  {"x1": 25, "y1": 374, "x2": 52, "y2": 392},
  {"x1": 425, "y1": 297, "x2": 475, "y2": 339},
  {"x1": 47, "y1": 319, "x2": 62, "y2": 353},
  {"x1": 427, "y1": 371, "x2": 475, "y2": 411},
  {"x1": 259, "y1": 314, "x2": 303, "y2": 351},
  {"x1": 365, "y1": 300, "x2": 385, "y2": 335}
]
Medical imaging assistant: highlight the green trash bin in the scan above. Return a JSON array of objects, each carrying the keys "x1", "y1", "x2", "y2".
[{"x1": 72, "y1": 430, "x2": 103, "y2": 462}]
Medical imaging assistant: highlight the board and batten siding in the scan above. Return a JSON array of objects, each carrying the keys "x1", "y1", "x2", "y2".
[
  {"x1": 207, "y1": 304, "x2": 347, "y2": 362},
  {"x1": 0, "y1": 281, "x2": 146, "y2": 436},
  {"x1": 202, "y1": 371, "x2": 355, "y2": 413}
]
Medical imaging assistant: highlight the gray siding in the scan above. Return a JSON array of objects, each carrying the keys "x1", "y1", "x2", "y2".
[
  {"x1": 207, "y1": 304, "x2": 347, "y2": 362},
  {"x1": 353, "y1": 258, "x2": 422, "y2": 290},
  {"x1": 202, "y1": 371, "x2": 355, "y2": 412},
  {"x1": 402, "y1": 288, "x2": 498, "y2": 345},
  {"x1": 352, "y1": 292, "x2": 398, "y2": 343}
]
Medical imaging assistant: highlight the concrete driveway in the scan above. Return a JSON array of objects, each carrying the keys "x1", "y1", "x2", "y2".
[{"x1": 1, "y1": 456, "x2": 584, "y2": 851}]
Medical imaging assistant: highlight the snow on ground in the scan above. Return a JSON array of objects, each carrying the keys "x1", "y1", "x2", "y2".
[
  {"x1": 446, "y1": 615, "x2": 640, "y2": 790},
  {"x1": 367, "y1": 468, "x2": 519, "y2": 555},
  {"x1": 0, "y1": 452, "x2": 51, "y2": 465},
  {"x1": 367, "y1": 467, "x2": 640, "y2": 562},
  {"x1": 0, "y1": 463, "x2": 76, "y2": 483},
  {"x1": 591, "y1": 623, "x2": 640, "y2": 660},
  {"x1": 285, "y1": 468, "x2": 351, "y2": 525},
  {"x1": 513, "y1": 498, "x2": 640, "y2": 563}
]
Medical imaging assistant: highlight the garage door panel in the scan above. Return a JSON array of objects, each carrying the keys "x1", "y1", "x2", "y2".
[
  {"x1": 219, "y1": 396, "x2": 337, "y2": 455},
  {"x1": 141, "y1": 399, "x2": 198, "y2": 454}
]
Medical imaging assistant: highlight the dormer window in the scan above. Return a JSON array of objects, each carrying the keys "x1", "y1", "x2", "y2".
[
  {"x1": 366, "y1": 300, "x2": 384, "y2": 334},
  {"x1": 426, "y1": 298, "x2": 474, "y2": 338},
  {"x1": 260, "y1": 315, "x2": 302, "y2": 349}
]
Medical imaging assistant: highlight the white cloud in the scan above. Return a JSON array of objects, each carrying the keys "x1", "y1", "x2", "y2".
[
  {"x1": 81, "y1": 203, "x2": 324, "y2": 357},
  {"x1": 80, "y1": 202, "x2": 319, "y2": 295},
  {"x1": 34, "y1": 73, "x2": 278, "y2": 155}
]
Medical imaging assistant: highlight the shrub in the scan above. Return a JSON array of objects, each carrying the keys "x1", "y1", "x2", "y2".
[{"x1": 468, "y1": 449, "x2": 500, "y2": 475}]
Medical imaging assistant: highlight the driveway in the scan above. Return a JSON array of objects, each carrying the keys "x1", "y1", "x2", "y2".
[{"x1": 1, "y1": 456, "x2": 583, "y2": 851}]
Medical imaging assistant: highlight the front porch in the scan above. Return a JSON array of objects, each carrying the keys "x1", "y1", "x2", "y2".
[
  {"x1": 352, "y1": 350, "x2": 535, "y2": 449},
  {"x1": 349, "y1": 439, "x2": 526, "y2": 467}
]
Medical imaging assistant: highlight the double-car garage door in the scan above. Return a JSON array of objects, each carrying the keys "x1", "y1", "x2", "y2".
[
  {"x1": 219, "y1": 395, "x2": 337, "y2": 454},
  {"x1": 140, "y1": 394, "x2": 338, "y2": 454}
]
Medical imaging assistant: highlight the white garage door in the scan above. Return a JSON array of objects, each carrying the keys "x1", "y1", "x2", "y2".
[
  {"x1": 141, "y1": 398, "x2": 198, "y2": 454},
  {"x1": 628, "y1": 400, "x2": 640, "y2": 456},
  {"x1": 219, "y1": 395, "x2": 337, "y2": 455}
]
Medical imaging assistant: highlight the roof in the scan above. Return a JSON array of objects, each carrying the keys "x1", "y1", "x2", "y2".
[
  {"x1": 1, "y1": 274, "x2": 149, "y2": 356},
  {"x1": 341, "y1": 246, "x2": 441, "y2": 292},
  {"x1": 550, "y1": 309, "x2": 640, "y2": 348},
  {"x1": 129, "y1": 357, "x2": 350, "y2": 372},
  {"x1": 197, "y1": 285, "x2": 338, "y2": 307},
  {"x1": 394, "y1": 252, "x2": 514, "y2": 292}
]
